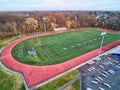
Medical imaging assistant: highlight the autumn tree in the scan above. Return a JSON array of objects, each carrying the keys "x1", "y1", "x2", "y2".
[
  {"x1": 55, "y1": 13, "x2": 66, "y2": 27},
  {"x1": 43, "y1": 17, "x2": 51, "y2": 31},
  {"x1": 1, "y1": 22, "x2": 18, "y2": 37},
  {"x1": 25, "y1": 17, "x2": 38, "y2": 33},
  {"x1": 46, "y1": 15, "x2": 57, "y2": 30},
  {"x1": 66, "y1": 20, "x2": 72, "y2": 29},
  {"x1": 51, "y1": 22, "x2": 57, "y2": 29}
]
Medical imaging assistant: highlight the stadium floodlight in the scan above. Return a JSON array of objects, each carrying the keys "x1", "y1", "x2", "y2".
[
  {"x1": 43, "y1": 17, "x2": 47, "y2": 32},
  {"x1": 75, "y1": 17, "x2": 77, "y2": 28},
  {"x1": 96, "y1": 32, "x2": 107, "y2": 64}
]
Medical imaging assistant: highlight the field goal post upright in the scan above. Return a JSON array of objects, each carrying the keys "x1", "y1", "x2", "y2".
[
  {"x1": 36, "y1": 31, "x2": 41, "y2": 46},
  {"x1": 18, "y1": 49, "x2": 23, "y2": 58}
]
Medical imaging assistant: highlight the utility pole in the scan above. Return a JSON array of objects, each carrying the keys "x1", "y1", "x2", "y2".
[{"x1": 43, "y1": 17, "x2": 46, "y2": 32}]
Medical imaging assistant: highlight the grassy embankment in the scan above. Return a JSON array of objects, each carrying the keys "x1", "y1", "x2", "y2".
[{"x1": 0, "y1": 38, "x2": 25, "y2": 90}]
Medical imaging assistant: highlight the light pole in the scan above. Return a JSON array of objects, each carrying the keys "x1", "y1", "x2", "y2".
[
  {"x1": 37, "y1": 25, "x2": 39, "y2": 44},
  {"x1": 75, "y1": 17, "x2": 77, "y2": 28},
  {"x1": 96, "y1": 32, "x2": 106, "y2": 64},
  {"x1": 43, "y1": 17, "x2": 47, "y2": 32}
]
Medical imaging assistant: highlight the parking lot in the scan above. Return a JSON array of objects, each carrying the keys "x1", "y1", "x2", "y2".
[{"x1": 78, "y1": 46, "x2": 120, "y2": 90}]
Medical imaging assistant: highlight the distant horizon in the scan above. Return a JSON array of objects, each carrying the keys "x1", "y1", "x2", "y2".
[
  {"x1": 0, "y1": 0, "x2": 120, "y2": 11},
  {"x1": 0, "y1": 10, "x2": 120, "y2": 12}
]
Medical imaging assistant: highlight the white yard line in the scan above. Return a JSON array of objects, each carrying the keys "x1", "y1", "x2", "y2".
[{"x1": 63, "y1": 48, "x2": 67, "y2": 50}]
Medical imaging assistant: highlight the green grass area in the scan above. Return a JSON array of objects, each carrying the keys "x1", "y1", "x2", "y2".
[
  {"x1": 72, "y1": 79, "x2": 80, "y2": 90},
  {"x1": 0, "y1": 38, "x2": 14, "y2": 49},
  {"x1": 0, "y1": 38, "x2": 25, "y2": 90},
  {"x1": 12, "y1": 28, "x2": 120, "y2": 65},
  {"x1": 0, "y1": 66, "x2": 25, "y2": 90},
  {"x1": 36, "y1": 70, "x2": 78, "y2": 90},
  {"x1": 65, "y1": 79, "x2": 80, "y2": 90}
]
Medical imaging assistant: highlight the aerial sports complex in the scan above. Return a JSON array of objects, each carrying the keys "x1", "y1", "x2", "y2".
[{"x1": 0, "y1": 28, "x2": 120, "y2": 89}]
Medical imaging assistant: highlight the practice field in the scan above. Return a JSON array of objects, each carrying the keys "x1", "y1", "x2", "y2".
[{"x1": 12, "y1": 28, "x2": 120, "y2": 66}]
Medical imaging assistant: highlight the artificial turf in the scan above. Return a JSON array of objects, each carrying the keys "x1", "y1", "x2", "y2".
[{"x1": 12, "y1": 28, "x2": 120, "y2": 65}]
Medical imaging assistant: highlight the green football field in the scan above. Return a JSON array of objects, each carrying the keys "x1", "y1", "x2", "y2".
[{"x1": 12, "y1": 28, "x2": 120, "y2": 65}]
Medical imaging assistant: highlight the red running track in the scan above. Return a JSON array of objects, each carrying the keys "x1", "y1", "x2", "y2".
[
  {"x1": 98, "y1": 28, "x2": 117, "y2": 34},
  {"x1": 1, "y1": 29, "x2": 120, "y2": 88}
]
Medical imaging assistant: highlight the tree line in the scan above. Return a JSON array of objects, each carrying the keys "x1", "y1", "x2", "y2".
[{"x1": 0, "y1": 11, "x2": 120, "y2": 39}]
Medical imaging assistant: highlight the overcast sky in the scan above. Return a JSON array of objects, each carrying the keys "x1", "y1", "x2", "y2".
[{"x1": 0, "y1": 0, "x2": 120, "y2": 11}]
